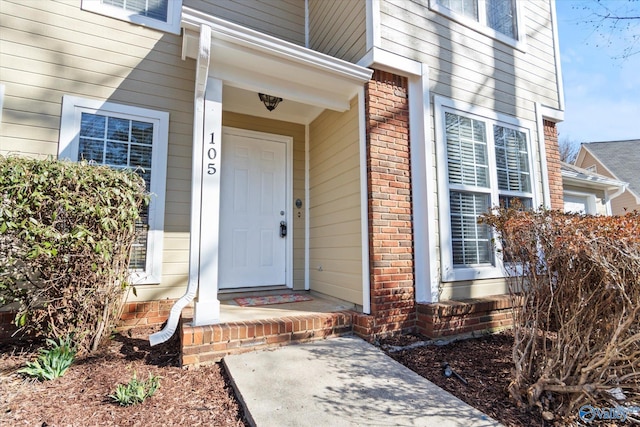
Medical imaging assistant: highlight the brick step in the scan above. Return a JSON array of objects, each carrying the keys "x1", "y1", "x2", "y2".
[{"x1": 180, "y1": 310, "x2": 356, "y2": 367}]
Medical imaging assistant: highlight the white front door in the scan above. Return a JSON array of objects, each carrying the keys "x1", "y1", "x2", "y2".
[{"x1": 219, "y1": 129, "x2": 288, "y2": 289}]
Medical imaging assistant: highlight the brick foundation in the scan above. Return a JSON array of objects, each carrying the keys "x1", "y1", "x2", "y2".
[
  {"x1": 416, "y1": 295, "x2": 515, "y2": 338},
  {"x1": 118, "y1": 299, "x2": 175, "y2": 328},
  {"x1": 0, "y1": 299, "x2": 174, "y2": 341},
  {"x1": 180, "y1": 311, "x2": 355, "y2": 367},
  {"x1": 362, "y1": 69, "x2": 416, "y2": 339},
  {"x1": 2, "y1": 295, "x2": 518, "y2": 363}
]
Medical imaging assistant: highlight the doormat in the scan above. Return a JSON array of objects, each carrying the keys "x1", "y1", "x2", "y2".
[{"x1": 234, "y1": 294, "x2": 313, "y2": 307}]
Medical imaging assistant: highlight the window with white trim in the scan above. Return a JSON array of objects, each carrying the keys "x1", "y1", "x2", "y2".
[
  {"x1": 59, "y1": 95, "x2": 168, "y2": 284},
  {"x1": 81, "y1": 0, "x2": 182, "y2": 34},
  {"x1": 435, "y1": 97, "x2": 535, "y2": 281},
  {"x1": 430, "y1": 0, "x2": 524, "y2": 47}
]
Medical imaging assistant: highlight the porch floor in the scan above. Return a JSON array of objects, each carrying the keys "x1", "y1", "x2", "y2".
[{"x1": 180, "y1": 290, "x2": 360, "y2": 367}]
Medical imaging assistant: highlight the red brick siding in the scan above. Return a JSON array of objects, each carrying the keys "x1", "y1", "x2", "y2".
[
  {"x1": 118, "y1": 299, "x2": 175, "y2": 328},
  {"x1": 180, "y1": 311, "x2": 354, "y2": 367},
  {"x1": 544, "y1": 120, "x2": 563, "y2": 210},
  {"x1": 363, "y1": 69, "x2": 415, "y2": 338},
  {"x1": 416, "y1": 295, "x2": 515, "y2": 338}
]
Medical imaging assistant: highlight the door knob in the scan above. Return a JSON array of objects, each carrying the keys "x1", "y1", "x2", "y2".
[{"x1": 280, "y1": 221, "x2": 287, "y2": 238}]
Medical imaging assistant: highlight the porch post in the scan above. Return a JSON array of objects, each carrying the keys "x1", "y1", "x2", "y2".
[{"x1": 193, "y1": 76, "x2": 223, "y2": 326}]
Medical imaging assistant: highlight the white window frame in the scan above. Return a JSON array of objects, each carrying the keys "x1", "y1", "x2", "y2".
[
  {"x1": 429, "y1": 0, "x2": 526, "y2": 51},
  {"x1": 81, "y1": 0, "x2": 182, "y2": 34},
  {"x1": 434, "y1": 95, "x2": 538, "y2": 282},
  {"x1": 58, "y1": 95, "x2": 168, "y2": 285}
]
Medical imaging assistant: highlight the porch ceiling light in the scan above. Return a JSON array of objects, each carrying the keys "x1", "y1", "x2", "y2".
[{"x1": 258, "y1": 93, "x2": 283, "y2": 111}]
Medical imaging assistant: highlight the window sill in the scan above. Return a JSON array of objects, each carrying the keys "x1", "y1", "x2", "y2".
[
  {"x1": 441, "y1": 264, "x2": 505, "y2": 282},
  {"x1": 428, "y1": 1, "x2": 527, "y2": 53}
]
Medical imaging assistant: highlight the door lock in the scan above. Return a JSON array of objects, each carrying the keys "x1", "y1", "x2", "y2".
[{"x1": 280, "y1": 221, "x2": 287, "y2": 238}]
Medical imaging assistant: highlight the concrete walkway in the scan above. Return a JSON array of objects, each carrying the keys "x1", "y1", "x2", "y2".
[{"x1": 224, "y1": 336, "x2": 502, "y2": 427}]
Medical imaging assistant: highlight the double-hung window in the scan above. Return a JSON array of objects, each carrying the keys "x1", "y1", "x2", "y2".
[
  {"x1": 59, "y1": 95, "x2": 168, "y2": 285},
  {"x1": 430, "y1": 0, "x2": 524, "y2": 47},
  {"x1": 435, "y1": 96, "x2": 535, "y2": 281},
  {"x1": 81, "y1": 0, "x2": 182, "y2": 34}
]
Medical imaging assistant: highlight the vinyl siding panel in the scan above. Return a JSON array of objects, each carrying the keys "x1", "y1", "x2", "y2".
[
  {"x1": 222, "y1": 112, "x2": 307, "y2": 290},
  {"x1": 379, "y1": 1, "x2": 560, "y2": 120},
  {"x1": 576, "y1": 152, "x2": 602, "y2": 175},
  {"x1": 0, "y1": 0, "x2": 195, "y2": 301},
  {"x1": 611, "y1": 191, "x2": 640, "y2": 215},
  {"x1": 308, "y1": 0, "x2": 367, "y2": 62},
  {"x1": 308, "y1": 98, "x2": 363, "y2": 305},
  {"x1": 184, "y1": 0, "x2": 306, "y2": 46}
]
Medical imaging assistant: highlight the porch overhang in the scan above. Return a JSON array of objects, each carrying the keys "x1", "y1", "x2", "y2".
[
  {"x1": 181, "y1": 7, "x2": 373, "y2": 115},
  {"x1": 561, "y1": 162, "x2": 628, "y2": 202}
]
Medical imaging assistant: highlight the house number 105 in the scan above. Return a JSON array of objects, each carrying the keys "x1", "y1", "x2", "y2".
[{"x1": 207, "y1": 132, "x2": 217, "y2": 175}]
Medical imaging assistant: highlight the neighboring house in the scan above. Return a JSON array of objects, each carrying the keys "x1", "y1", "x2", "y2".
[
  {"x1": 0, "y1": 0, "x2": 565, "y2": 351},
  {"x1": 561, "y1": 162, "x2": 627, "y2": 215},
  {"x1": 574, "y1": 140, "x2": 640, "y2": 215}
]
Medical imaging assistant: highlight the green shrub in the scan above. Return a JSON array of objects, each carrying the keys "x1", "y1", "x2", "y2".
[
  {"x1": 18, "y1": 337, "x2": 76, "y2": 381},
  {"x1": 110, "y1": 372, "x2": 160, "y2": 406},
  {"x1": 0, "y1": 156, "x2": 148, "y2": 353}
]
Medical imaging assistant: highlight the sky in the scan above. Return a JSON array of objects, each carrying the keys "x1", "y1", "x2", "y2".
[{"x1": 554, "y1": 0, "x2": 640, "y2": 144}]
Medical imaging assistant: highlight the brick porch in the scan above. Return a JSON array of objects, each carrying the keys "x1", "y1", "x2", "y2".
[{"x1": 180, "y1": 310, "x2": 356, "y2": 367}]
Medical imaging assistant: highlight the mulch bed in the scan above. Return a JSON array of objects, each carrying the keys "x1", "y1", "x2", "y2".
[
  {"x1": 0, "y1": 325, "x2": 247, "y2": 427},
  {"x1": 3, "y1": 326, "x2": 632, "y2": 426},
  {"x1": 379, "y1": 331, "x2": 549, "y2": 427}
]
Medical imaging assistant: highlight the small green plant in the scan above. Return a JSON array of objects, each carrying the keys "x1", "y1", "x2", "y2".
[
  {"x1": 18, "y1": 337, "x2": 76, "y2": 381},
  {"x1": 110, "y1": 372, "x2": 160, "y2": 406}
]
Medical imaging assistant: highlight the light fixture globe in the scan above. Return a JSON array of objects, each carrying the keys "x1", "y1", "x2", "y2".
[{"x1": 258, "y1": 93, "x2": 283, "y2": 111}]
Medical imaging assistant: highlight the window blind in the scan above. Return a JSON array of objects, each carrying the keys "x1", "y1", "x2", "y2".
[{"x1": 79, "y1": 112, "x2": 154, "y2": 271}]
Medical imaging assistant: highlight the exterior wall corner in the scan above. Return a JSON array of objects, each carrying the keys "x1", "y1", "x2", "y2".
[
  {"x1": 363, "y1": 69, "x2": 416, "y2": 338},
  {"x1": 543, "y1": 120, "x2": 563, "y2": 210}
]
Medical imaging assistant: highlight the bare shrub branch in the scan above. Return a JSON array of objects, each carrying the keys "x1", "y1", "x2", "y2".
[{"x1": 482, "y1": 206, "x2": 640, "y2": 417}]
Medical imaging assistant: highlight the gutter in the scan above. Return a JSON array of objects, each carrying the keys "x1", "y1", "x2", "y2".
[
  {"x1": 150, "y1": 24, "x2": 212, "y2": 347},
  {"x1": 561, "y1": 163, "x2": 629, "y2": 207},
  {"x1": 604, "y1": 183, "x2": 628, "y2": 204}
]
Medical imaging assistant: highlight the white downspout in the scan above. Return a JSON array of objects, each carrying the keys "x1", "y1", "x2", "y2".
[
  {"x1": 150, "y1": 24, "x2": 211, "y2": 346},
  {"x1": 604, "y1": 183, "x2": 629, "y2": 204},
  {"x1": 358, "y1": 86, "x2": 371, "y2": 314}
]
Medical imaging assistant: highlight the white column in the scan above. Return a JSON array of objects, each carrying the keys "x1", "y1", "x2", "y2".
[
  {"x1": 193, "y1": 77, "x2": 223, "y2": 326},
  {"x1": 409, "y1": 64, "x2": 439, "y2": 303}
]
